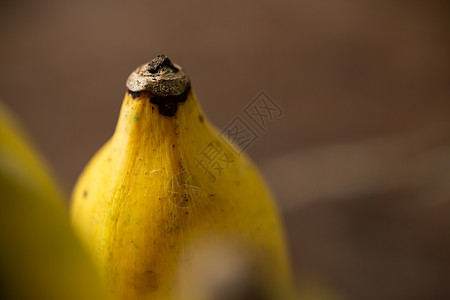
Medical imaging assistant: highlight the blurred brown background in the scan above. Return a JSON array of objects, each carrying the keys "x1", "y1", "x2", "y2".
[{"x1": 1, "y1": 0, "x2": 449, "y2": 299}]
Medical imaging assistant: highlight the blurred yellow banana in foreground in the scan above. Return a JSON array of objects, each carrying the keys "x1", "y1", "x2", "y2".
[
  {"x1": 0, "y1": 102, "x2": 110, "y2": 300},
  {"x1": 71, "y1": 55, "x2": 296, "y2": 299}
]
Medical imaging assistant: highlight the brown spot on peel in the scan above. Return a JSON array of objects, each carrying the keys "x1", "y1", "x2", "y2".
[
  {"x1": 149, "y1": 87, "x2": 190, "y2": 117},
  {"x1": 129, "y1": 91, "x2": 141, "y2": 99}
]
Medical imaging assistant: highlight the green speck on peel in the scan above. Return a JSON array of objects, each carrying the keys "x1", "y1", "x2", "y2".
[
  {"x1": 133, "y1": 114, "x2": 140, "y2": 121},
  {"x1": 131, "y1": 241, "x2": 139, "y2": 249}
]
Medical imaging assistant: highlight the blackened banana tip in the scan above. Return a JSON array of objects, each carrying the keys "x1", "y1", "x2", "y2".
[{"x1": 126, "y1": 55, "x2": 191, "y2": 116}]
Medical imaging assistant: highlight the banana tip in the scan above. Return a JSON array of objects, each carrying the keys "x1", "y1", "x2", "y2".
[{"x1": 126, "y1": 55, "x2": 191, "y2": 117}]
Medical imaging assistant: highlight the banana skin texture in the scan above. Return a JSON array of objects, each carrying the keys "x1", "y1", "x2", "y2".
[
  {"x1": 0, "y1": 102, "x2": 110, "y2": 300},
  {"x1": 71, "y1": 58, "x2": 296, "y2": 300}
]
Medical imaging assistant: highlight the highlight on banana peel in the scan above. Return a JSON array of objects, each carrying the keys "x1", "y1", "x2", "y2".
[
  {"x1": 0, "y1": 102, "x2": 110, "y2": 300},
  {"x1": 70, "y1": 55, "x2": 297, "y2": 299}
]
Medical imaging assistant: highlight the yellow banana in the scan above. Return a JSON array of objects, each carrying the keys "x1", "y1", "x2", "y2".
[
  {"x1": 0, "y1": 102, "x2": 110, "y2": 299},
  {"x1": 71, "y1": 55, "x2": 296, "y2": 299}
]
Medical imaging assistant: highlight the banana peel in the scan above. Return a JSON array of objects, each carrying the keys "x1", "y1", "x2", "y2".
[
  {"x1": 0, "y1": 102, "x2": 110, "y2": 300},
  {"x1": 71, "y1": 55, "x2": 296, "y2": 299}
]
